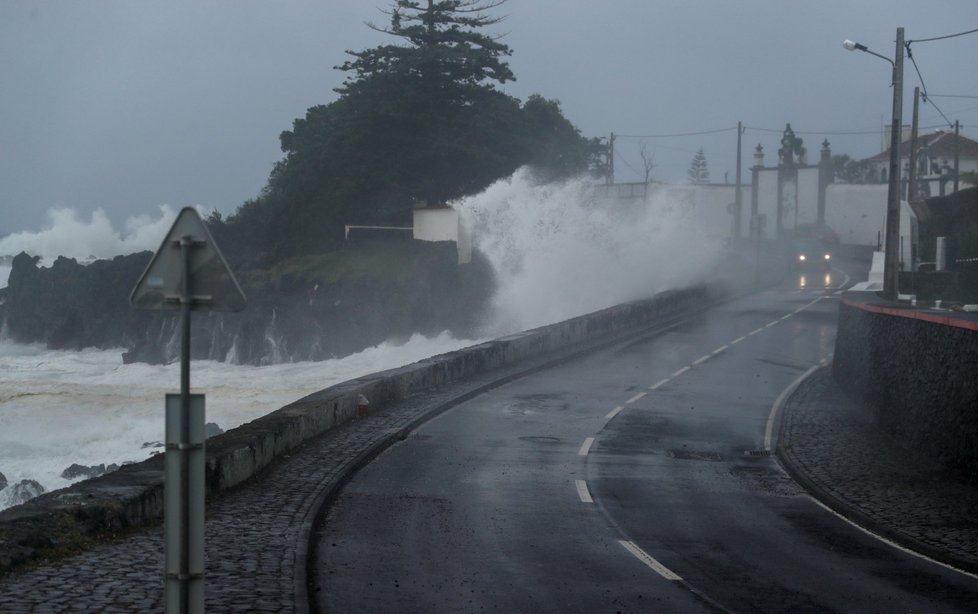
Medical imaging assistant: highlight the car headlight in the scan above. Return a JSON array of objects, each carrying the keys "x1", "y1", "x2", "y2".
[
  {"x1": 824, "y1": 253, "x2": 831, "y2": 260},
  {"x1": 799, "y1": 254, "x2": 806, "y2": 261}
]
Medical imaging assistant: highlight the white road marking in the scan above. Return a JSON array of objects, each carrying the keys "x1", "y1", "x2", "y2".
[
  {"x1": 605, "y1": 406, "x2": 624, "y2": 420},
  {"x1": 649, "y1": 378, "x2": 670, "y2": 390},
  {"x1": 618, "y1": 540, "x2": 682, "y2": 581},
  {"x1": 626, "y1": 392, "x2": 647, "y2": 404},
  {"x1": 711, "y1": 345, "x2": 728, "y2": 355},
  {"x1": 671, "y1": 366, "x2": 691, "y2": 377},
  {"x1": 834, "y1": 290, "x2": 844, "y2": 295},
  {"x1": 692, "y1": 355, "x2": 711, "y2": 366},
  {"x1": 730, "y1": 335, "x2": 747, "y2": 345},
  {"x1": 765, "y1": 364, "x2": 820, "y2": 451},
  {"x1": 575, "y1": 480, "x2": 593, "y2": 503},
  {"x1": 780, "y1": 314, "x2": 792, "y2": 321},
  {"x1": 765, "y1": 321, "x2": 778, "y2": 328},
  {"x1": 578, "y1": 437, "x2": 595, "y2": 456},
  {"x1": 807, "y1": 496, "x2": 978, "y2": 581},
  {"x1": 749, "y1": 327, "x2": 765, "y2": 336}
]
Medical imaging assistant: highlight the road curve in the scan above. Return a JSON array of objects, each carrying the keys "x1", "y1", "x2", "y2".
[{"x1": 312, "y1": 256, "x2": 978, "y2": 613}]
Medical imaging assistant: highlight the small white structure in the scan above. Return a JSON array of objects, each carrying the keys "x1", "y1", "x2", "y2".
[{"x1": 413, "y1": 207, "x2": 472, "y2": 264}]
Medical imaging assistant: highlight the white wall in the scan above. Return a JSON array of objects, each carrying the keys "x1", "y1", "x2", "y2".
[
  {"x1": 824, "y1": 184, "x2": 887, "y2": 246},
  {"x1": 413, "y1": 207, "x2": 471, "y2": 264}
]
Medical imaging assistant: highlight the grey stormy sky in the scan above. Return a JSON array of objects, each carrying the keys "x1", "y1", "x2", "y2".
[{"x1": 2, "y1": 0, "x2": 977, "y2": 234}]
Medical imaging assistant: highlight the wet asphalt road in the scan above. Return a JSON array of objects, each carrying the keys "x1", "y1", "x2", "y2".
[{"x1": 313, "y1": 255, "x2": 978, "y2": 613}]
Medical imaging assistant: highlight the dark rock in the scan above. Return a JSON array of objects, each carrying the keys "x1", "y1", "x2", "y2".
[
  {"x1": 0, "y1": 240, "x2": 495, "y2": 366},
  {"x1": 205, "y1": 423, "x2": 224, "y2": 439},
  {"x1": 5, "y1": 479, "x2": 45, "y2": 506},
  {"x1": 60, "y1": 464, "x2": 112, "y2": 480},
  {"x1": 0, "y1": 471, "x2": 7, "y2": 491}
]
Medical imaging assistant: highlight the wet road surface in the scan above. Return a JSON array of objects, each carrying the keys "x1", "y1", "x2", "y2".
[{"x1": 313, "y1": 257, "x2": 978, "y2": 613}]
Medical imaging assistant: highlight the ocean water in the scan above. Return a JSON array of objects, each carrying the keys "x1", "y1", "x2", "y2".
[
  {"x1": 0, "y1": 333, "x2": 478, "y2": 508},
  {"x1": 0, "y1": 169, "x2": 724, "y2": 509}
]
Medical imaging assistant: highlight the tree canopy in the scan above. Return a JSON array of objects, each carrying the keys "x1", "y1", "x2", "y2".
[
  {"x1": 216, "y1": 0, "x2": 602, "y2": 265},
  {"x1": 687, "y1": 148, "x2": 710, "y2": 184}
]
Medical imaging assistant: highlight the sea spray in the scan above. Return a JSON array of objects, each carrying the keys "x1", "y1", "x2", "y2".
[{"x1": 455, "y1": 168, "x2": 725, "y2": 334}]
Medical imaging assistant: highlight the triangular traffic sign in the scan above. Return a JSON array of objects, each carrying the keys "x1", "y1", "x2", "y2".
[{"x1": 130, "y1": 207, "x2": 246, "y2": 312}]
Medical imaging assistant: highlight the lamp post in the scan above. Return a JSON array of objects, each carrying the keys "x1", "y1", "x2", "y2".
[{"x1": 844, "y1": 27, "x2": 904, "y2": 301}]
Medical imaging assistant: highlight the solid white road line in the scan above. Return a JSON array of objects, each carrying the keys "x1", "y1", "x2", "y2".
[
  {"x1": 765, "y1": 364, "x2": 820, "y2": 451},
  {"x1": 605, "y1": 405, "x2": 624, "y2": 420},
  {"x1": 576, "y1": 480, "x2": 593, "y2": 503},
  {"x1": 618, "y1": 540, "x2": 682, "y2": 581},
  {"x1": 626, "y1": 392, "x2": 647, "y2": 404},
  {"x1": 807, "y1": 496, "x2": 978, "y2": 580},
  {"x1": 711, "y1": 345, "x2": 728, "y2": 355},
  {"x1": 671, "y1": 366, "x2": 691, "y2": 377},
  {"x1": 649, "y1": 378, "x2": 670, "y2": 390},
  {"x1": 578, "y1": 437, "x2": 595, "y2": 457},
  {"x1": 765, "y1": 321, "x2": 779, "y2": 328},
  {"x1": 692, "y1": 355, "x2": 711, "y2": 366}
]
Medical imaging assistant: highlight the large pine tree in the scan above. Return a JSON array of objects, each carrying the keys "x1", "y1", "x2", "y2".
[{"x1": 221, "y1": 0, "x2": 601, "y2": 262}]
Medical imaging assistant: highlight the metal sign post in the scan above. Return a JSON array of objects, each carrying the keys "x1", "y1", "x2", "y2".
[{"x1": 130, "y1": 207, "x2": 246, "y2": 614}]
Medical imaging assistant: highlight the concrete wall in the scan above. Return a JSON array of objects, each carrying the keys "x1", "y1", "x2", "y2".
[
  {"x1": 413, "y1": 208, "x2": 471, "y2": 264},
  {"x1": 825, "y1": 184, "x2": 887, "y2": 246},
  {"x1": 833, "y1": 295, "x2": 978, "y2": 479},
  {"x1": 0, "y1": 283, "x2": 724, "y2": 574}
]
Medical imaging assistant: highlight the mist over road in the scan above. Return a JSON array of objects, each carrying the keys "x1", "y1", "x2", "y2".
[{"x1": 314, "y1": 252, "x2": 978, "y2": 612}]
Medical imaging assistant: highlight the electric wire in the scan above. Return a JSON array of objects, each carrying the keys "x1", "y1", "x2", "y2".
[
  {"x1": 615, "y1": 126, "x2": 738, "y2": 139},
  {"x1": 905, "y1": 42, "x2": 956, "y2": 128},
  {"x1": 907, "y1": 27, "x2": 978, "y2": 44}
]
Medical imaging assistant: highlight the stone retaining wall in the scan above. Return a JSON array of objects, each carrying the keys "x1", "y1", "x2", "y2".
[
  {"x1": 833, "y1": 296, "x2": 978, "y2": 480},
  {"x1": 0, "y1": 283, "x2": 723, "y2": 574}
]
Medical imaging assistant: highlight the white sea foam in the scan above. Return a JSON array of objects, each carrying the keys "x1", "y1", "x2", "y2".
[{"x1": 0, "y1": 332, "x2": 477, "y2": 509}]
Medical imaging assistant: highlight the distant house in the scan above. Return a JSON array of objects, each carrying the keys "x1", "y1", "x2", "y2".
[{"x1": 862, "y1": 130, "x2": 978, "y2": 197}]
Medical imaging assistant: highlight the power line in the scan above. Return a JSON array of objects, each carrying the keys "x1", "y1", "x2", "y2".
[
  {"x1": 907, "y1": 27, "x2": 978, "y2": 44},
  {"x1": 905, "y1": 43, "x2": 956, "y2": 128},
  {"x1": 926, "y1": 94, "x2": 978, "y2": 100},
  {"x1": 615, "y1": 126, "x2": 738, "y2": 139}
]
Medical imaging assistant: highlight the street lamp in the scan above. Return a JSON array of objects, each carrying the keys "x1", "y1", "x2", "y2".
[{"x1": 843, "y1": 28, "x2": 904, "y2": 301}]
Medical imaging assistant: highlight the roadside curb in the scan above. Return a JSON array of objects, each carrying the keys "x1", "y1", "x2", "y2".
[{"x1": 775, "y1": 367, "x2": 978, "y2": 578}]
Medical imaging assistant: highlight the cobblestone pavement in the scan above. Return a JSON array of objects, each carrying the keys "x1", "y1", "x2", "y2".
[
  {"x1": 778, "y1": 367, "x2": 978, "y2": 574},
  {"x1": 0, "y1": 354, "x2": 555, "y2": 613}
]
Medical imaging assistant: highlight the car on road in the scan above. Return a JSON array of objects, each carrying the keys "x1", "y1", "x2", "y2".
[{"x1": 792, "y1": 237, "x2": 832, "y2": 271}]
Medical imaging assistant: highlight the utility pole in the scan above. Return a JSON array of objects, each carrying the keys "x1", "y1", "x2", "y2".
[
  {"x1": 734, "y1": 121, "x2": 743, "y2": 239},
  {"x1": 607, "y1": 132, "x2": 616, "y2": 185},
  {"x1": 882, "y1": 26, "x2": 904, "y2": 301},
  {"x1": 954, "y1": 120, "x2": 960, "y2": 193},
  {"x1": 908, "y1": 86, "x2": 920, "y2": 201}
]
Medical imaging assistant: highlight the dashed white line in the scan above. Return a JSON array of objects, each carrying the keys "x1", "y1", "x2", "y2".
[
  {"x1": 605, "y1": 405, "x2": 624, "y2": 420},
  {"x1": 692, "y1": 355, "x2": 711, "y2": 366},
  {"x1": 649, "y1": 378, "x2": 670, "y2": 390},
  {"x1": 711, "y1": 345, "x2": 728, "y2": 355},
  {"x1": 749, "y1": 327, "x2": 765, "y2": 336},
  {"x1": 780, "y1": 314, "x2": 792, "y2": 321},
  {"x1": 671, "y1": 366, "x2": 691, "y2": 377},
  {"x1": 578, "y1": 437, "x2": 595, "y2": 457},
  {"x1": 730, "y1": 335, "x2": 747, "y2": 345},
  {"x1": 626, "y1": 391, "x2": 647, "y2": 404},
  {"x1": 575, "y1": 480, "x2": 593, "y2": 503},
  {"x1": 618, "y1": 540, "x2": 682, "y2": 581},
  {"x1": 765, "y1": 321, "x2": 778, "y2": 328}
]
